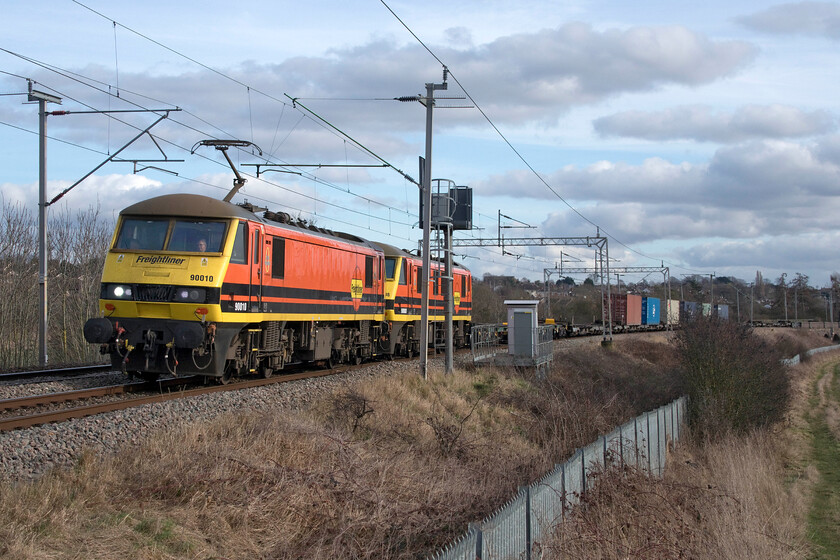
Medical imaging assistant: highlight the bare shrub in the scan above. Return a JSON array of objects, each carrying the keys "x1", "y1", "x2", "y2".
[
  {"x1": 492, "y1": 343, "x2": 682, "y2": 461},
  {"x1": 324, "y1": 388, "x2": 376, "y2": 435},
  {"x1": 424, "y1": 387, "x2": 482, "y2": 458},
  {"x1": 773, "y1": 334, "x2": 810, "y2": 363},
  {"x1": 675, "y1": 317, "x2": 791, "y2": 438},
  {"x1": 48, "y1": 204, "x2": 113, "y2": 365},
  {"x1": 0, "y1": 198, "x2": 38, "y2": 368}
]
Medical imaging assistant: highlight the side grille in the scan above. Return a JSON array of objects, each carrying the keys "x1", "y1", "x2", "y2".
[
  {"x1": 359, "y1": 320, "x2": 370, "y2": 344},
  {"x1": 262, "y1": 321, "x2": 282, "y2": 351}
]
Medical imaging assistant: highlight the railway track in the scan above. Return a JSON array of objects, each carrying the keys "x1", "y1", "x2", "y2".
[
  {"x1": 0, "y1": 365, "x2": 352, "y2": 432},
  {"x1": 0, "y1": 364, "x2": 112, "y2": 383}
]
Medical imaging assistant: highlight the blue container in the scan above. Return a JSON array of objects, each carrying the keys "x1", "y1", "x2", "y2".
[
  {"x1": 715, "y1": 304, "x2": 730, "y2": 320},
  {"x1": 642, "y1": 297, "x2": 661, "y2": 325}
]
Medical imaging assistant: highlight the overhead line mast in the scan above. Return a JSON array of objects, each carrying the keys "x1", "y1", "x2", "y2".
[{"x1": 452, "y1": 233, "x2": 614, "y2": 344}]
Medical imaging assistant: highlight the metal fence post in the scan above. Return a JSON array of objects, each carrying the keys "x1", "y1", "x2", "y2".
[
  {"x1": 523, "y1": 486, "x2": 531, "y2": 560},
  {"x1": 677, "y1": 398, "x2": 682, "y2": 441},
  {"x1": 581, "y1": 448, "x2": 587, "y2": 495},
  {"x1": 634, "y1": 415, "x2": 639, "y2": 469},
  {"x1": 619, "y1": 422, "x2": 624, "y2": 469},
  {"x1": 657, "y1": 408, "x2": 663, "y2": 476},
  {"x1": 470, "y1": 522, "x2": 483, "y2": 559},
  {"x1": 560, "y1": 462, "x2": 566, "y2": 522},
  {"x1": 602, "y1": 434, "x2": 608, "y2": 467},
  {"x1": 646, "y1": 412, "x2": 652, "y2": 474},
  {"x1": 671, "y1": 401, "x2": 675, "y2": 448}
]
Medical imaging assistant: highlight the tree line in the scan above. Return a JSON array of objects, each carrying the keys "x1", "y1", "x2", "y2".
[{"x1": 0, "y1": 200, "x2": 112, "y2": 370}]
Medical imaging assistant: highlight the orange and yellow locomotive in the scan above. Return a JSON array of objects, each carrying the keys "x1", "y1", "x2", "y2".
[{"x1": 84, "y1": 194, "x2": 472, "y2": 381}]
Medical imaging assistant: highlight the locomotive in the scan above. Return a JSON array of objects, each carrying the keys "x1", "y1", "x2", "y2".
[{"x1": 83, "y1": 194, "x2": 472, "y2": 382}]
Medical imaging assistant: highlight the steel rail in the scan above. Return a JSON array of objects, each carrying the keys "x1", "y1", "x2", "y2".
[
  {"x1": 0, "y1": 376, "x2": 197, "y2": 412},
  {"x1": 0, "y1": 367, "x2": 348, "y2": 432},
  {"x1": 0, "y1": 364, "x2": 112, "y2": 382}
]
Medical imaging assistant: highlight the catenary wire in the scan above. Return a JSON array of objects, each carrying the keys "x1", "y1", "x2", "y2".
[{"x1": 378, "y1": 0, "x2": 711, "y2": 277}]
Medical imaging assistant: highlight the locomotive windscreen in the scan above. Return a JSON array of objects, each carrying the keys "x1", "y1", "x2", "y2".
[
  {"x1": 116, "y1": 218, "x2": 168, "y2": 250},
  {"x1": 168, "y1": 220, "x2": 227, "y2": 252},
  {"x1": 115, "y1": 217, "x2": 227, "y2": 253}
]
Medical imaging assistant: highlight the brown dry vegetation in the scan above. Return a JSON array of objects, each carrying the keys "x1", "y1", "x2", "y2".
[
  {"x1": 0, "y1": 336, "x2": 680, "y2": 560},
  {"x1": 541, "y1": 427, "x2": 810, "y2": 560},
  {"x1": 754, "y1": 326, "x2": 837, "y2": 357},
  {"x1": 2, "y1": 328, "x2": 836, "y2": 559},
  {"x1": 541, "y1": 332, "x2": 840, "y2": 560}
]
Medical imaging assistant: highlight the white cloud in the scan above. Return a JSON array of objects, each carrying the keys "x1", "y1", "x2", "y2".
[
  {"x1": 593, "y1": 105, "x2": 836, "y2": 142},
  {"x1": 738, "y1": 2, "x2": 840, "y2": 40}
]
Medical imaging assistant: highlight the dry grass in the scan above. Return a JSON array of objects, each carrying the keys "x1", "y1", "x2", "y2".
[
  {"x1": 0, "y1": 339, "x2": 681, "y2": 559},
  {"x1": 754, "y1": 327, "x2": 837, "y2": 358},
  {"x1": 541, "y1": 341, "x2": 840, "y2": 560},
  {"x1": 542, "y1": 429, "x2": 808, "y2": 559},
  {"x1": 3, "y1": 333, "x2": 828, "y2": 559}
]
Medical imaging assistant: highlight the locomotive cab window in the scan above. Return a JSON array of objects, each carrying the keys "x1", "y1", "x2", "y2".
[
  {"x1": 168, "y1": 220, "x2": 226, "y2": 252},
  {"x1": 230, "y1": 222, "x2": 247, "y2": 264},
  {"x1": 253, "y1": 230, "x2": 261, "y2": 264},
  {"x1": 398, "y1": 259, "x2": 406, "y2": 285},
  {"x1": 115, "y1": 218, "x2": 168, "y2": 251},
  {"x1": 271, "y1": 236, "x2": 285, "y2": 279},
  {"x1": 385, "y1": 257, "x2": 397, "y2": 280}
]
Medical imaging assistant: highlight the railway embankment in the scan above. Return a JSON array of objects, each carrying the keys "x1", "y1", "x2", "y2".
[{"x1": 0, "y1": 325, "x2": 836, "y2": 559}]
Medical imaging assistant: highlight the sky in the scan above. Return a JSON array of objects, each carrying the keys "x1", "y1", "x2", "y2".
[{"x1": 2, "y1": 0, "x2": 839, "y2": 289}]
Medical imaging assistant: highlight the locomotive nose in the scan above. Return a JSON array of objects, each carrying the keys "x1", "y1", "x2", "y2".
[{"x1": 84, "y1": 318, "x2": 114, "y2": 343}]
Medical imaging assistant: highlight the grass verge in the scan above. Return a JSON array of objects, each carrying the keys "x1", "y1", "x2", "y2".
[{"x1": 805, "y1": 360, "x2": 840, "y2": 558}]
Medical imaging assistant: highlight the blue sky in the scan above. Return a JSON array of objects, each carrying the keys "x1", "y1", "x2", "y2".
[{"x1": 2, "y1": 0, "x2": 839, "y2": 288}]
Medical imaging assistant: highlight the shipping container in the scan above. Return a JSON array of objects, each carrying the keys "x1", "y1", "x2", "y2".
[
  {"x1": 642, "y1": 297, "x2": 661, "y2": 325},
  {"x1": 605, "y1": 293, "x2": 628, "y2": 325},
  {"x1": 604, "y1": 294, "x2": 642, "y2": 325},
  {"x1": 627, "y1": 294, "x2": 642, "y2": 325},
  {"x1": 680, "y1": 301, "x2": 699, "y2": 322},
  {"x1": 666, "y1": 299, "x2": 680, "y2": 325},
  {"x1": 715, "y1": 304, "x2": 730, "y2": 320},
  {"x1": 702, "y1": 303, "x2": 712, "y2": 317}
]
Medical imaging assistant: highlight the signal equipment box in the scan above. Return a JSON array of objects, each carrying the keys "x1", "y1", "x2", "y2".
[
  {"x1": 419, "y1": 185, "x2": 473, "y2": 230},
  {"x1": 504, "y1": 300, "x2": 540, "y2": 357}
]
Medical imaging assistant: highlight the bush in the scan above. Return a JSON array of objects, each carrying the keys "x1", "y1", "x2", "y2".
[{"x1": 675, "y1": 317, "x2": 790, "y2": 437}]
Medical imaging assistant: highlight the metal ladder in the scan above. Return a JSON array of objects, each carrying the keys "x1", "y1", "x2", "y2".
[{"x1": 430, "y1": 179, "x2": 455, "y2": 353}]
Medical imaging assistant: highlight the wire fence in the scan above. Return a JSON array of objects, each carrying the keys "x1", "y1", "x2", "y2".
[
  {"x1": 781, "y1": 342, "x2": 840, "y2": 366},
  {"x1": 429, "y1": 396, "x2": 688, "y2": 560}
]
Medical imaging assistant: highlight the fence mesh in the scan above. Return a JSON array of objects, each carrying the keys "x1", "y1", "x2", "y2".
[{"x1": 429, "y1": 396, "x2": 688, "y2": 560}]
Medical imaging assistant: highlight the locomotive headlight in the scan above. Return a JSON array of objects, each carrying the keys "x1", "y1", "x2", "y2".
[
  {"x1": 174, "y1": 287, "x2": 206, "y2": 303},
  {"x1": 109, "y1": 284, "x2": 133, "y2": 299}
]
